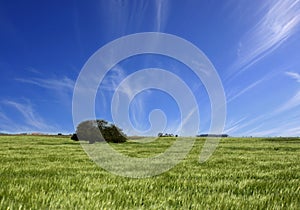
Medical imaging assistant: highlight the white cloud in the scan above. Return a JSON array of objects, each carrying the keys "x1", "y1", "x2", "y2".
[
  {"x1": 16, "y1": 76, "x2": 75, "y2": 109},
  {"x1": 155, "y1": 0, "x2": 169, "y2": 31},
  {"x1": 285, "y1": 71, "x2": 300, "y2": 82},
  {"x1": 102, "y1": 0, "x2": 169, "y2": 34},
  {"x1": 1, "y1": 100, "x2": 57, "y2": 133},
  {"x1": 275, "y1": 90, "x2": 300, "y2": 114},
  {"x1": 223, "y1": 116, "x2": 247, "y2": 134},
  {"x1": 273, "y1": 71, "x2": 300, "y2": 114},
  {"x1": 0, "y1": 111, "x2": 11, "y2": 122},
  {"x1": 227, "y1": 76, "x2": 269, "y2": 103},
  {"x1": 224, "y1": 114, "x2": 273, "y2": 136},
  {"x1": 0, "y1": 111, "x2": 22, "y2": 133},
  {"x1": 247, "y1": 122, "x2": 300, "y2": 137},
  {"x1": 175, "y1": 107, "x2": 198, "y2": 134},
  {"x1": 16, "y1": 76, "x2": 74, "y2": 92},
  {"x1": 239, "y1": 106, "x2": 300, "y2": 137},
  {"x1": 233, "y1": 0, "x2": 300, "y2": 72}
]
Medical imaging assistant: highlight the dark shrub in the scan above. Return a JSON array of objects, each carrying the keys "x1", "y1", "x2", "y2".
[
  {"x1": 71, "y1": 133, "x2": 79, "y2": 141},
  {"x1": 76, "y1": 120, "x2": 127, "y2": 144}
]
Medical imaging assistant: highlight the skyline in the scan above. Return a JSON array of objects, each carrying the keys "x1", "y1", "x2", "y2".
[{"x1": 1, "y1": 0, "x2": 300, "y2": 136}]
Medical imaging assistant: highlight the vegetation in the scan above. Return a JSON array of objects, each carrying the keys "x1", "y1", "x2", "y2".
[
  {"x1": 0, "y1": 135, "x2": 299, "y2": 209},
  {"x1": 76, "y1": 119, "x2": 127, "y2": 143},
  {"x1": 158, "y1": 133, "x2": 178, "y2": 137},
  {"x1": 70, "y1": 133, "x2": 79, "y2": 141}
]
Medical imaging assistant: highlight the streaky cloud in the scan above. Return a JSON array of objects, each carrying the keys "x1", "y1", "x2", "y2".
[
  {"x1": 223, "y1": 116, "x2": 248, "y2": 134},
  {"x1": 227, "y1": 76, "x2": 268, "y2": 103},
  {"x1": 15, "y1": 76, "x2": 74, "y2": 92},
  {"x1": 155, "y1": 0, "x2": 169, "y2": 32},
  {"x1": 1, "y1": 99, "x2": 57, "y2": 132},
  {"x1": 285, "y1": 71, "x2": 300, "y2": 82},
  {"x1": 233, "y1": 0, "x2": 300, "y2": 73},
  {"x1": 102, "y1": 0, "x2": 169, "y2": 35},
  {"x1": 247, "y1": 121, "x2": 300, "y2": 137},
  {"x1": 274, "y1": 90, "x2": 300, "y2": 114}
]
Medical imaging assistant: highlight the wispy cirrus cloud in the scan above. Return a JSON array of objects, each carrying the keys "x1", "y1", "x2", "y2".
[
  {"x1": 100, "y1": 65, "x2": 127, "y2": 92},
  {"x1": 16, "y1": 76, "x2": 75, "y2": 108},
  {"x1": 233, "y1": 0, "x2": 300, "y2": 72},
  {"x1": 15, "y1": 76, "x2": 74, "y2": 92},
  {"x1": 102, "y1": 0, "x2": 169, "y2": 35},
  {"x1": 223, "y1": 114, "x2": 270, "y2": 136},
  {"x1": 246, "y1": 119, "x2": 300, "y2": 137},
  {"x1": 239, "y1": 71, "x2": 300, "y2": 136},
  {"x1": 223, "y1": 116, "x2": 248, "y2": 134},
  {"x1": 227, "y1": 111, "x2": 300, "y2": 137},
  {"x1": 0, "y1": 110, "x2": 18, "y2": 132},
  {"x1": 155, "y1": 0, "x2": 169, "y2": 31},
  {"x1": 275, "y1": 90, "x2": 300, "y2": 114},
  {"x1": 0, "y1": 99, "x2": 57, "y2": 133},
  {"x1": 285, "y1": 71, "x2": 300, "y2": 83},
  {"x1": 227, "y1": 75, "x2": 269, "y2": 103},
  {"x1": 272, "y1": 71, "x2": 300, "y2": 114},
  {"x1": 104, "y1": 68, "x2": 200, "y2": 136}
]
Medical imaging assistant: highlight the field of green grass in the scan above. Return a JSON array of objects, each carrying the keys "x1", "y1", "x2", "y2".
[{"x1": 0, "y1": 135, "x2": 299, "y2": 209}]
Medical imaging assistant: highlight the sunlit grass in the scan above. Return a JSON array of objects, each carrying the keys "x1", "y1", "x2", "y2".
[{"x1": 0, "y1": 136, "x2": 299, "y2": 209}]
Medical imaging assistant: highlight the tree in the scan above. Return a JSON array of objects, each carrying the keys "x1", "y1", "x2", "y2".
[
  {"x1": 158, "y1": 132, "x2": 176, "y2": 137},
  {"x1": 71, "y1": 133, "x2": 79, "y2": 141},
  {"x1": 76, "y1": 120, "x2": 127, "y2": 144}
]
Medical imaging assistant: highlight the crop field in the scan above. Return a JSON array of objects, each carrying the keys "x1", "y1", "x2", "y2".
[{"x1": 0, "y1": 135, "x2": 299, "y2": 209}]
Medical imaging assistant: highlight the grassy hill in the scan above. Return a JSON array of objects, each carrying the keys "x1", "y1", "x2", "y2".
[{"x1": 0, "y1": 136, "x2": 299, "y2": 209}]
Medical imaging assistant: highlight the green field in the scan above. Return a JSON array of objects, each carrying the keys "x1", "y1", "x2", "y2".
[{"x1": 0, "y1": 136, "x2": 299, "y2": 209}]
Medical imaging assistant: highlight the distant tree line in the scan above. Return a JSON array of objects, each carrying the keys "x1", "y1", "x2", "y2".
[
  {"x1": 71, "y1": 119, "x2": 127, "y2": 144},
  {"x1": 197, "y1": 134, "x2": 228, "y2": 137},
  {"x1": 158, "y1": 133, "x2": 178, "y2": 137}
]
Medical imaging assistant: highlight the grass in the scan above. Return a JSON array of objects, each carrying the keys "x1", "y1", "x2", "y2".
[{"x1": 0, "y1": 135, "x2": 299, "y2": 209}]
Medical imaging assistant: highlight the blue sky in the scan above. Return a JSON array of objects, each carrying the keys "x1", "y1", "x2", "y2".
[{"x1": 1, "y1": 0, "x2": 300, "y2": 136}]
